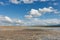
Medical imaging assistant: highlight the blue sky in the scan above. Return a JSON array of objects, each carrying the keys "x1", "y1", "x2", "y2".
[{"x1": 0, "y1": 0, "x2": 60, "y2": 26}]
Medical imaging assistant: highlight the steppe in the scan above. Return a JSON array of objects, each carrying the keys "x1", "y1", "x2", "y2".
[{"x1": 0, "y1": 26, "x2": 60, "y2": 40}]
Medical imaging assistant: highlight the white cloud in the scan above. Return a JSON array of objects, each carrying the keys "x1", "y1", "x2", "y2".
[
  {"x1": 9, "y1": 0, "x2": 52, "y2": 4},
  {"x1": 0, "y1": 0, "x2": 57, "y2": 5},
  {"x1": 13, "y1": 19, "x2": 23, "y2": 24},
  {"x1": 25, "y1": 9, "x2": 42, "y2": 19},
  {"x1": 25, "y1": 7, "x2": 59, "y2": 19},
  {"x1": 5, "y1": 16, "x2": 13, "y2": 23},
  {"x1": 0, "y1": 15, "x2": 23, "y2": 26},
  {"x1": 0, "y1": 0, "x2": 56, "y2": 5},
  {"x1": 9, "y1": 0, "x2": 35, "y2": 4},
  {"x1": 44, "y1": 19, "x2": 60, "y2": 24},
  {"x1": 0, "y1": 15, "x2": 60, "y2": 26},
  {"x1": 30, "y1": 9, "x2": 41, "y2": 16},
  {"x1": 24, "y1": 7, "x2": 60, "y2": 26},
  {"x1": 39, "y1": 7, "x2": 54, "y2": 13},
  {"x1": 24, "y1": 15, "x2": 33, "y2": 19},
  {"x1": 23, "y1": 18, "x2": 60, "y2": 26},
  {"x1": 22, "y1": 0, "x2": 49, "y2": 4},
  {"x1": 22, "y1": 0, "x2": 34, "y2": 4},
  {"x1": 0, "y1": 16, "x2": 12, "y2": 23},
  {"x1": 9, "y1": 0, "x2": 20, "y2": 4}
]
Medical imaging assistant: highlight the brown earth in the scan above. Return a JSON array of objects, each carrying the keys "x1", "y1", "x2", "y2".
[{"x1": 0, "y1": 26, "x2": 60, "y2": 40}]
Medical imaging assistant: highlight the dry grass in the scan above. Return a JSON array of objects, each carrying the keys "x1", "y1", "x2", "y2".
[{"x1": 0, "y1": 26, "x2": 60, "y2": 40}]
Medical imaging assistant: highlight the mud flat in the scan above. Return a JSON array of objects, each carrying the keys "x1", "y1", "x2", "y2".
[{"x1": 0, "y1": 26, "x2": 60, "y2": 40}]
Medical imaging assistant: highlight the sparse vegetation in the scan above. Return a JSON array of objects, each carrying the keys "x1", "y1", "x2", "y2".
[{"x1": 0, "y1": 26, "x2": 60, "y2": 40}]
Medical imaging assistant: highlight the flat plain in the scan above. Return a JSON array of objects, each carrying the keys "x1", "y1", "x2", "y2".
[{"x1": 0, "y1": 26, "x2": 60, "y2": 40}]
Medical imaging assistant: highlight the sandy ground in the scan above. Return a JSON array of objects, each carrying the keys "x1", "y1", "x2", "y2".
[{"x1": 0, "y1": 26, "x2": 60, "y2": 40}]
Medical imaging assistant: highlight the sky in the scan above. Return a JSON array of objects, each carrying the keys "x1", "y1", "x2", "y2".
[{"x1": 0, "y1": 0, "x2": 60, "y2": 26}]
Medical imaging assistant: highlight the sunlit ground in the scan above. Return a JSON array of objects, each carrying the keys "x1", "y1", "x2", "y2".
[{"x1": 0, "y1": 26, "x2": 59, "y2": 40}]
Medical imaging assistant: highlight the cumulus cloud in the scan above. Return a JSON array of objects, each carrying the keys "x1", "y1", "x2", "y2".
[
  {"x1": 23, "y1": 7, "x2": 60, "y2": 26},
  {"x1": 0, "y1": 16, "x2": 12, "y2": 23},
  {"x1": 0, "y1": 0, "x2": 57, "y2": 5},
  {"x1": 9, "y1": 0, "x2": 34, "y2": 4},
  {"x1": 25, "y1": 7, "x2": 59, "y2": 19},
  {"x1": 22, "y1": 0, "x2": 50, "y2": 4},
  {"x1": 25, "y1": 9, "x2": 41, "y2": 19},
  {"x1": 9, "y1": 0, "x2": 21, "y2": 4},
  {"x1": 0, "y1": 15, "x2": 23, "y2": 26},
  {"x1": 30, "y1": 9, "x2": 41, "y2": 16},
  {"x1": 39, "y1": 7, "x2": 54, "y2": 13},
  {"x1": 24, "y1": 15, "x2": 33, "y2": 19},
  {"x1": 5, "y1": 16, "x2": 13, "y2": 23},
  {"x1": 22, "y1": 0, "x2": 34, "y2": 4},
  {"x1": 22, "y1": 0, "x2": 49, "y2": 4},
  {"x1": 0, "y1": 0, "x2": 56, "y2": 5},
  {"x1": 9, "y1": 0, "x2": 49, "y2": 4},
  {"x1": 0, "y1": 15, "x2": 60, "y2": 26}
]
